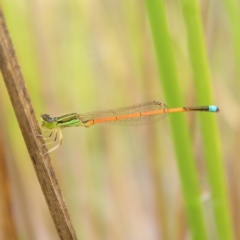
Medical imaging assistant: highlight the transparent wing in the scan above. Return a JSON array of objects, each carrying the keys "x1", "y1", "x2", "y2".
[{"x1": 79, "y1": 101, "x2": 169, "y2": 126}]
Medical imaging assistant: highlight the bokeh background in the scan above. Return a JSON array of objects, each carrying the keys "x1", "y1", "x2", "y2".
[{"x1": 0, "y1": 0, "x2": 239, "y2": 239}]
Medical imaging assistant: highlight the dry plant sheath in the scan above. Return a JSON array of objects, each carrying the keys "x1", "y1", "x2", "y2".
[{"x1": 0, "y1": 8, "x2": 77, "y2": 240}]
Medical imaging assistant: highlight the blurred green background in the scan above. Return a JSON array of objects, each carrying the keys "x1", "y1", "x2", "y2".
[{"x1": 0, "y1": 0, "x2": 239, "y2": 239}]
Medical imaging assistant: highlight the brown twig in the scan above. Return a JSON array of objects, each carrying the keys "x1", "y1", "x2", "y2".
[{"x1": 0, "y1": 7, "x2": 77, "y2": 240}]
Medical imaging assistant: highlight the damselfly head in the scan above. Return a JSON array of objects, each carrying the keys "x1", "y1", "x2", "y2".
[{"x1": 40, "y1": 114, "x2": 57, "y2": 129}]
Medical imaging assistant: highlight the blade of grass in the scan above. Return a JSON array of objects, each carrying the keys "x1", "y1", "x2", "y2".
[
  {"x1": 222, "y1": 0, "x2": 240, "y2": 81},
  {"x1": 180, "y1": 1, "x2": 234, "y2": 239},
  {"x1": 144, "y1": 1, "x2": 208, "y2": 240}
]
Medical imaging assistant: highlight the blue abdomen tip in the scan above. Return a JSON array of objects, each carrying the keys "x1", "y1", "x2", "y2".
[{"x1": 209, "y1": 106, "x2": 219, "y2": 112}]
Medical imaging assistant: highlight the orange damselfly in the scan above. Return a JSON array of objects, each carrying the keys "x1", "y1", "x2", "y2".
[{"x1": 40, "y1": 101, "x2": 219, "y2": 154}]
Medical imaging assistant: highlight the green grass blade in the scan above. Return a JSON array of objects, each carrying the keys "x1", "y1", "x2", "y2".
[
  {"x1": 222, "y1": 0, "x2": 240, "y2": 80},
  {"x1": 180, "y1": 1, "x2": 234, "y2": 239},
  {"x1": 144, "y1": 1, "x2": 208, "y2": 239}
]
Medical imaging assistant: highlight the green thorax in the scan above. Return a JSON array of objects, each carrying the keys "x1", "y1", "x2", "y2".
[{"x1": 41, "y1": 113, "x2": 81, "y2": 129}]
